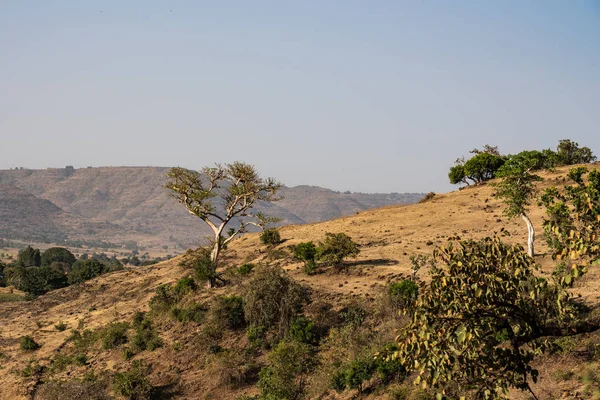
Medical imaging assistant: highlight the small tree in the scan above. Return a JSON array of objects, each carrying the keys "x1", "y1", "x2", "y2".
[
  {"x1": 392, "y1": 236, "x2": 580, "y2": 399},
  {"x1": 540, "y1": 167, "x2": 600, "y2": 285},
  {"x1": 41, "y1": 247, "x2": 76, "y2": 267},
  {"x1": 18, "y1": 245, "x2": 41, "y2": 267},
  {"x1": 315, "y1": 233, "x2": 360, "y2": 272},
  {"x1": 555, "y1": 139, "x2": 596, "y2": 166},
  {"x1": 449, "y1": 146, "x2": 505, "y2": 186},
  {"x1": 166, "y1": 162, "x2": 281, "y2": 287},
  {"x1": 493, "y1": 168, "x2": 542, "y2": 257}
]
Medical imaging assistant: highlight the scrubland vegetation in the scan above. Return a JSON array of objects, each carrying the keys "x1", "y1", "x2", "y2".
[{"x1": 1, "y1": 142, "x2": 600, "y2": 399}]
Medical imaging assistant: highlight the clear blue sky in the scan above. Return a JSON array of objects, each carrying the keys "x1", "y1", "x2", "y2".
[{"x1": 1, "y1": 1, "x2": 598, "y2": 193}]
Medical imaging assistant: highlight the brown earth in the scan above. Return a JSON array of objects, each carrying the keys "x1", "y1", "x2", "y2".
[{"x1": 1, "y1": 164, "x2": 599, "y2": 399}]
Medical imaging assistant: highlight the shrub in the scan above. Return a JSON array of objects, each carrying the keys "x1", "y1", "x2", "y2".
[
  {"x1": 213, "y1": 350, "x2": 259, "y2": 388},
  {"x1": 246, "y1": 324, "x2": 268, "y2": 347},
  {"x1": 148, "y1": 284, "x2": 175, "y2": 314},
  {"x1": 101, "y1": 322, "x2": 129, "y2": 350},
  {"x1": 258, "y1": 340, "x2": 315, "y2": 399},
  {"x1": 260, "y1": 229, "x2": 281, "y2": 246},
  {"x1": 112, "y1": 360, "x2": 153, "y2": 400},
  {"x1": 70, "y1": 329, "x2": 99, "y2": 352},
  {"x1": 55, "y1": 322, "x2": 68, "y2": 331},
  {"x1": 388, "y1": 280, "x2": 419, "y2": 310},
  {"x1": 237, "y1": 263, "x2": 255, "y2": 276},
  {"x1": 170, "y1": 303, "x2": 207, "y2": 324},
  {"x1": 292, "y1": 242, "x2": 317, "y2": 273},
  {"x1": 315, "y1": 233, "x2": 360, "y2": 271},
  {"x1": 418, "y1": 192, "x2": 435, "y2": 204},
  {"x1": 172, "y1": 276, "x2": 197, "y2": 298},
  {"x1": 288, "y1": 316, "x2": 319, "y2": 345},
  {"x1": 131, "y1": 317, "x2": 162, "y2": 352},
  {"x1": 20, "y1": 335, "x2": 40, "y2": 351},
  {"x1": 243, "y1": 265, "x2": 308, "y2": 339},
  {"x1": 212, "y1": 295, "x2": 246, "y2": 330},
  {"x1": 68, "y1": 260, "x2": 109, "y2": 285},
  {"x1": 21, "y1": 359, "x2": 43, "y2": 377},
  {"x1": 331, "y1": 357, "x2": 375, "y2": 393}
]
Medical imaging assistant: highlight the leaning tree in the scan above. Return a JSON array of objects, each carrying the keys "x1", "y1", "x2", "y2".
[{"x1": 166, "y1": 162, "x2": 281, "y2": 286}]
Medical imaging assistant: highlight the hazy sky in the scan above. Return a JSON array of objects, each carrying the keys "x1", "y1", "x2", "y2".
[{"x1": 1, "y1": 1, "x2": 599, "y2": 193}]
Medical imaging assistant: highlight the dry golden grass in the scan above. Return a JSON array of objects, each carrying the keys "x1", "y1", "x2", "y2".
[{"x1": 1, "y1": 163, "x2": 599, "y2": 399}]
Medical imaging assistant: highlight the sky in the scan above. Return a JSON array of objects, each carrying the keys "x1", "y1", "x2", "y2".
[{"x1": 1, "y1": 1, "x2": 599, "y2": 193}]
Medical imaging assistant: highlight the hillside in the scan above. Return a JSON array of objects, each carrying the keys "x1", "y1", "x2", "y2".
[
  {"x1": 0, "y1": 167, "x2": 423, "y2": 249},
  {"x1": 1, "y1": 164, "x2": 599, "y2": 400},
  {"x1": 0, "y1": 163, "x2": 600, "y2": 400}
]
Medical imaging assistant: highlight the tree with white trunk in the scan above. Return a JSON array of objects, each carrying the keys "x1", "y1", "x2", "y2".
[
  {"x1": 166, "y1": 162, "x2": 281, "y2": 286},
  {"x1": 493, "y1": 168, "x2": 541, "y2": 257}
]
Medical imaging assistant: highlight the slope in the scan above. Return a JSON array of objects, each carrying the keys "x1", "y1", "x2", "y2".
[{"x1": 1, "y1": 164, "x2": 597, "y2": 399}]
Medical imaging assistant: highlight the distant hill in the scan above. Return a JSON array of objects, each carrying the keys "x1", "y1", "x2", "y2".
[{"x1": 0, "y1": 167, "x2": 423, "y2": 249}]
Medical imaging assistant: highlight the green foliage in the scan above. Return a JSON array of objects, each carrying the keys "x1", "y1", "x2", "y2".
[
  {"x1": 131, "y1": 316, "x2": 162, "y2": 352},
  {"x1": 498, "y1": 149, "x2": 558, "y2": 174},
  {"x1": 247, "y1": 324, "x2": 268, "y2": 346},
  {"x1": 112, "y1": 360, "x2": 153, "y2": 400},
  {"x1": 41, "y1": 247, "x2": 76, "y2": 267},
  {"x1": 388, "y1": 280, "x2": 419, "y2": 310},
  {"x1": 20, "y1": 335, "x2": 41, "y2": 351},
  {"x1": 260, "y1": 228, "x2": 281, "y2": 246},
  {"x1": 101, "y1": 322, "x2": 129, "y2": 350},
  {"x1": 172, "y1": 276, "x2": 197, "y2": 297},
  {"x1": 332, "y1": 357, "x2": 375, "y2": 393},
  {"x1": 170, "y1": 303, "x2": 207, "y2": 324},
  {"x1": 449, "y1": 147, "x2": 505, "y2": 185},
  {"x1": 392, "y1": 236, "x2": 575, "y2": 399},
  {"x1": 69, "y1": 329, "x2": 99, "y2": 353},
  {"x1": 540, "y1": 166, "x2": 600, "y2": 285},
  {"x1": 292, "y1": 241, "x2": 318, "y2": 275},
  {"x1": 180, "y1": 248, "x2": 220, "y2": 287},
  {"x1": 288, "y1": 316, "x2": 319, "y2": 345},
  {"x1": 149, "y1": 284, "x2": 175, "y2": 313},
  {"x1": 493, "y1": 169, "x2": 542, "y2": 218},
  {"x1": 315, "y1": 233, "x2": 360, "y2": 271},
  {"x1": 166, "y1": 163, "x2": 281, "y2": 279},
  {"x1": 54, "y1": 322, "x2": 68, "y2": 331},
  {"x1": 213, "y1": 295, "x2": 246, "y2": 330},
  {"x1": 237, "y1": 263, "x2": 255, "y2": 276},
  {"x1": 243, "y1": 265, "x2": 308, "y2": 339},
  {"x1": 463, "y1": 152, "x2": 505, "y2": 183},
  {"x1": 555, "y1": 139, "x2": 596, "y2": 166},
  {"x1": 18, "y1": 245, "x2": 41, "y2": 267},
  {"x1": 448, "y1": 164, "x2": 467, "y2": 185},
  {"x1": 68, "y1": 259, "x2": 109, "y2": 285},
  {"x1": 258, "y1": 340, "x2": 315, "y2": 400}
]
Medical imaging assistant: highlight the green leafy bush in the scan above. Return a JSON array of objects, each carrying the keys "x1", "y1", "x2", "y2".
[
  {"x1": 260, "y1": 229, "x2": 281, "y2": 246},
  {"x1": 258, "y1": 340, "x2": 315, "y2": 399},
  {"x1": 331, "y1": 357, "x2": 375, "y2": 393},
  {"x1": 172, "y1": 276, "x2": 197, "y2": 297},
  {"x1": 292, "y1": 242, "x2": 318, "y2": 274},
  {"x1": 288, "y1": 316, "x2": 319, "y2": 345},
  {"x1": 20, "y1": 335, "x2": 41, "y2": 351},
  {"x1": 68, "y1": 259, "x2": 109, "y2": 285},
  {"x1": 213, "y1": 295, "x2": 246, "y2": 330},
  {"x1": 315, "y1": 233, "x2": 360, "y2": 272},
  {"x1": 243, "y1": 265, "x2": 308, "y2": 339},
  {"x1": 112, "y1": 360, "x2": 153, "y2": 400},
  {"x1": 237, "y1": 263, "x2": 255, "y2": 276},
  {"x1": 101, "y1": 322, "x2": 129, "y2": 350},
  {"x1": 54, "y1": 321, "x2": 68, "y2": 331},
  {"x1": 388, "y1": 280, "x2": 419, "y2": 309},
  {"x1": 131, "y1": 316, "x2": 162, "y2": 352},
  {"x1": 170, "y1": 303, "x2": 207, "y2": 324}
]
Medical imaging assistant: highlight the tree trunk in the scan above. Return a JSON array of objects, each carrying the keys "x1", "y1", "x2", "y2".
[{"x1": 521, "y1": 213, "x2": 535, "y2": 258}]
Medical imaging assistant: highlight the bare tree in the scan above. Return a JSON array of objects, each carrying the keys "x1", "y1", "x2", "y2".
[{"x1": 166, "y1": 162, "x2": 281, "y2": 285}]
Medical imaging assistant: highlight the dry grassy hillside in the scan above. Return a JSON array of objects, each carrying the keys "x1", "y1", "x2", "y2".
[{"x1": 1, "y1": 164, "x2": 599, "y2": 400}]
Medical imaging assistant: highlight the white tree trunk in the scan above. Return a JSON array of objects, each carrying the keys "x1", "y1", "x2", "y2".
[{"x1": 521, "y1": 213, "x2": 535, "y2": 258}]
